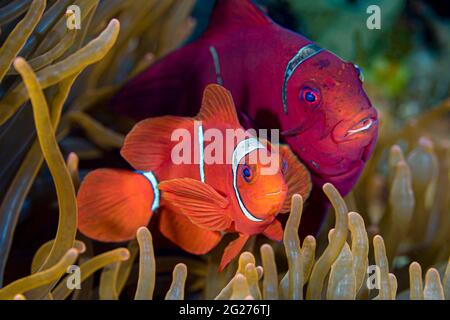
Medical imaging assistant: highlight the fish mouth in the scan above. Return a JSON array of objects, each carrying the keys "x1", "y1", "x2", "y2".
[
  {"x1": 280, "y1": 109, "x2": 378, "y2": 177},
  {"x1": 281, "y1": 110, "x2": 378, "y2": 140},
  {"x1": 332, "y1": 109, "x2": 378, "y2": 143},
  {"x1": 346, "y1": 117, "x2": 376, "y2": 136},
  {"x1": 252, "y1": 187, "x2": 287, "y2": 216},
  {"x1": 254, "y1": 188, "x2": 287, "y2": 200},
  {"x1": 264, "y1": 190, "x2": 284, "y2": 196}
]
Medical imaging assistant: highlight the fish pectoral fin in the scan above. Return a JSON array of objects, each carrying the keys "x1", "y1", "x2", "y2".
[
  {"x1": 159, "y1": 178, "x2": 232, "y2": 231},
  {"x1": 262, "y1": 219, "x2": 283, "y2": 242},
  {"x1": 159, "y1": 208, "x2": 222, "y2": 255},
  {"x1": 195, "y1": 84, "x2": 240, "y2": 126},
  {"x1": 77, "y1": 169, "x2": 154, "y2": 242},
  {"x1": 219, "y1": 234, "x2": 250, "y2": 272},
  {"x1": 120, "y1": 116, "x2": 192, "y2": 172},
  {"x1": 279, "y1": 144, "x2": 312, "y2": 213}
]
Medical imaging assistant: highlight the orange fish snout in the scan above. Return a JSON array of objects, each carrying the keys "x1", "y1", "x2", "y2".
[{"x1": 251, "y1": 179, "x2": 288, "y2": 218}]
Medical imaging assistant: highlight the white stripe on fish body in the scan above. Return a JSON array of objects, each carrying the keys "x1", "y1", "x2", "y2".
[
  {"x1": 198, "y1": 124, "x2": 205, "y2": 183},
  {"x1": 138, "y1": 170, "x2": 160, "y2": 212},
  {"x1": 209, "y1": 45, "x2": 223, "y2": 85},
  {"x1": 282, "y1": 43, "x2": 323, "y2": 114},
  {"x1": 232, "y1": 138, "x2": 265, "y2": 222},
  {"x1": 196, "y1": 121, "x2": 264, "y2": 223}
]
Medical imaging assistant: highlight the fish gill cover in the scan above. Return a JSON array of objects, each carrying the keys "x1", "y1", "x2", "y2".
[{"x1": 0, "y1": 0, "x2": 447, "y2": 301}]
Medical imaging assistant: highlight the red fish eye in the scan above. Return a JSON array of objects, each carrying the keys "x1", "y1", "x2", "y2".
[
  {"x1": 241, "y1": 165, "x2": 253, "y2": 183},
  {"x1": 301, "y1": 87, "x2": 320, "y2": 106}
]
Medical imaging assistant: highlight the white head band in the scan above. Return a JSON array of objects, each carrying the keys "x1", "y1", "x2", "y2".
[{"x1": 231, "y1": 138, "x2": 265, "y2": 222}]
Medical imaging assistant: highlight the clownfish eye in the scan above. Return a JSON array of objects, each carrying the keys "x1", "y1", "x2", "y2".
[
  {"x1": 354, "y1": 64, "x2": 364, "y2": 82},
  {"x1": 241, "y1": 165, "x2": 253, "y2": 183},
  {"x1": 300, "y1": 87, "x2": 321, "y2": 107}
]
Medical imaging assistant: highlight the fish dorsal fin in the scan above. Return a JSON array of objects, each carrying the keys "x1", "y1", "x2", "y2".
[
  {"x1": 195, "y1": 84, "x2": 240, "y2": 125},
  {"x1": 207, "y1": 0, "x2": 273, "y2": 34},
  {"x1": 121, "y1": 116, "x2": 192, "y2": 172}
]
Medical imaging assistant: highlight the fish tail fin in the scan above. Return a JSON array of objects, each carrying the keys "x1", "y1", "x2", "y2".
[{"x1": 77, "y1": 168, "x2": 156, "y2": 242}]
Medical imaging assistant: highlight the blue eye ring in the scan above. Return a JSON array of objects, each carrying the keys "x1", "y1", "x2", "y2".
[
  {"x1": 354, "y1": 64, "x2": 364, "y2": 82},
  {"x1": 301, "y1": 87, "x2": 320, "y2": 106},
  {"x1": 241, "y1": 165, "x2": 253, "y2": 183}
]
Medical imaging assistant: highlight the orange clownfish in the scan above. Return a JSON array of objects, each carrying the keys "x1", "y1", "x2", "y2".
[{"x1": 77, "y1": 84, "x2": 311, "y2": 270}]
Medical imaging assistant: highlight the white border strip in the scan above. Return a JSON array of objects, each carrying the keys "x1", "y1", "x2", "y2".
[
  {"x1": 231, "y1": 138, "x2": 265, "y2": 222},
  {"x1": 198, "y1": 124, "x2": 205, "y2": 183},
  {"x1": 138, "y1": 170, "x2": 160, "y2": 212}
]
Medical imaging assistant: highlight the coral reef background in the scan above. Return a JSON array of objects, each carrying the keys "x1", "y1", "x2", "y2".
[{"x1": 0, "y1": 0, "x2": 448, "y2": 300}]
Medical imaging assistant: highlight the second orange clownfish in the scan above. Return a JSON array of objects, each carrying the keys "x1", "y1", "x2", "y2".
[{"x1": 77, "y1": 84, "x2": 311, "y2": 271}]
